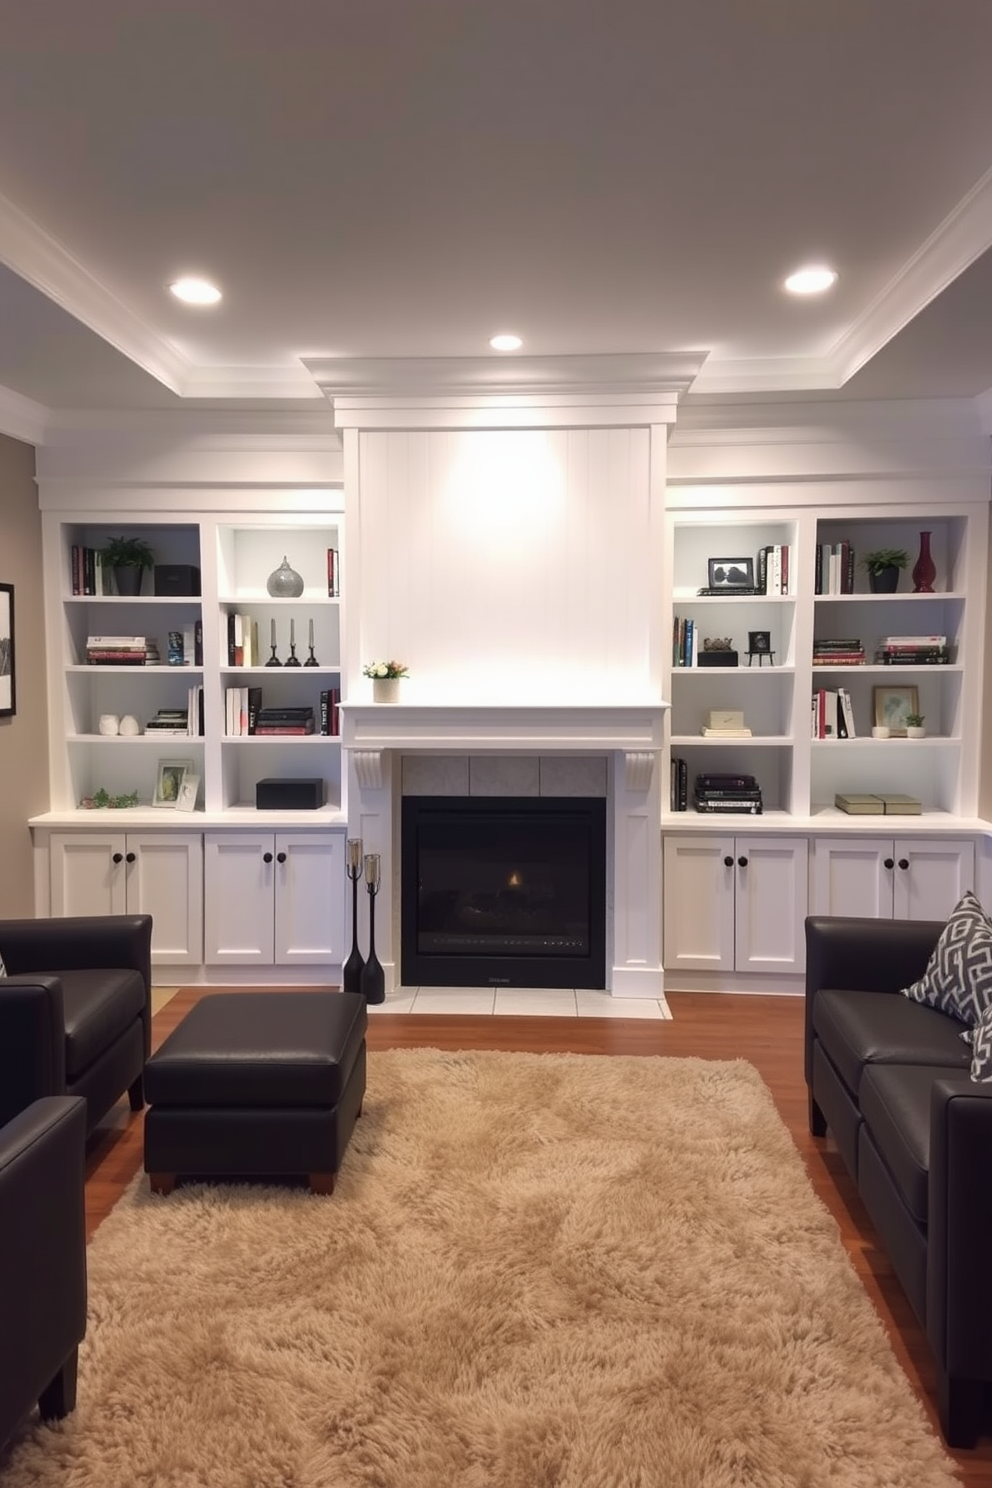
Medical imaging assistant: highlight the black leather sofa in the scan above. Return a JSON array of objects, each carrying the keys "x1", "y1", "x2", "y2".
[
  {"x1": 0, "y1": 1095, "x2": 87, "y2": 1451},
  {"x1": 0, "y1": 914, "x2": 153, "y2": 1132},
  {"x1": 805, "y1": 914, "x2": 992, "y2": 1447}
]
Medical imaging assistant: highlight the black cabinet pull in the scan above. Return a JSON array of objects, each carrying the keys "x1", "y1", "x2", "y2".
[
  {"x1": 737, "y1": 855, "x2": 748, "y2": 868},
  {"x1": 898, "y1": 858, "x2": 910, "y2": 871},
  {"x1": 112, "y1": 852, "x2": 123, "y2": 864},
  {"x1": 262, "y1": 851, "x2": 273, "y2": 864},
  {"x1": 126, "y1": 852, "x2": 136, "y2": 864},
  {"x1": 276, "y1": 851, "x2": 287, "y2": 864},
  {"x1": 723, "y1": 855, "x2": 734, "y2": 868},
  {"x1": 884, "y1": 858, "x2": 894, "y2": 870}
]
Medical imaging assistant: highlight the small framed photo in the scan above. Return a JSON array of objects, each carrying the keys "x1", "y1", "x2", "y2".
[
  {"x1": 175, "y1": 773, "x2": 201, "y2": 812},
  {"x1": 748, "y1": 630, "x2": 772, "y2": 653},
  {"x1": 0, "y1": 583, "x2": 14, "y2": 718},
  {"x1": 873, "y1": 685, "x2": 920, "y2": 737},
  {"x1": 153, "y1": 758, "x2": 193, "y2": 807},
  {"x1": 707, "y1": 557, "x2": 755, "y2": 590}
]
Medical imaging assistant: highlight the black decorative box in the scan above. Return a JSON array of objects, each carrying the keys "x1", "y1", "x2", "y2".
[
  {"x1": 256, "y1": 778, "x2": 325, "y2": 810},
  {"x1": 154, "y1": 564, "x2": 201, "y2": 596},
  {"x1": 698, "y1": 651, "x2": 738, "y2": 668}
]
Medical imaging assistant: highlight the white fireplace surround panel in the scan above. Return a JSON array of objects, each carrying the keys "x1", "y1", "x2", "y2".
[{"x1": 342, "y1": 701, "x2": 667, "y2": 997}]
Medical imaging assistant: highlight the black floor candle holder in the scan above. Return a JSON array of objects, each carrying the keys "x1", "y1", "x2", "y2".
[
  {"x1": 342, "y1": 839, "x2": 366, "y2": 995},
  {"x1": 359, "y1": 852, "x2": 386, "y2": 1005}
]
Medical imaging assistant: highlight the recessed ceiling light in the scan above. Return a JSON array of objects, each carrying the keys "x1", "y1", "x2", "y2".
[
  {"x1": 169, "y1": 276, "x2": 222, "y2": 305},
  {"x1": 783, "y1": 265, "x2": 838, "y2": 296},
  {"x1": 489, "y1": 333, "x2": 523, "y2": 351}
]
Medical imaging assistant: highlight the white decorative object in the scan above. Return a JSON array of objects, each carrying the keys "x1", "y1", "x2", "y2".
[
  {"x1": 119, "y1": 714, "x2": 141, "y2": 736},
  {"x1": 98, "y1": 714, "x2": 120, "y2": 736},
  {"x1": 871, "y1": 725, "x2": 891, "y2": 740},
  {"x1": 372, "y1": 677, "x2": 400, "y2": 704},
  {"x1": 906, "y1": 725, "x2": 926, "y2": 739}
]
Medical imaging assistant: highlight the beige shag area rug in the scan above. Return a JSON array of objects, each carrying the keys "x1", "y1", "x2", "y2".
[{"x1": 4, "y1": 1050, "x2": 956, "y2": 1488}]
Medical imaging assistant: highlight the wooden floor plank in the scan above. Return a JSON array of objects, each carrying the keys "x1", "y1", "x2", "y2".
[{"x1": 80, "y1": 989, "x2": 991, "y2": 1482}]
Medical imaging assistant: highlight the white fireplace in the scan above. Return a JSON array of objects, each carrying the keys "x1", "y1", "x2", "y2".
[{"x1": 314, "y1": 354, "x2": 698, "y2": 996}]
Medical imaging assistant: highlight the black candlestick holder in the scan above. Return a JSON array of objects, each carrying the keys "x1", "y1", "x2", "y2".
[
  {"x1": 342, "y1": 839, "x2": 365, "y2": 995},
  {"x1": 265, "y1": 619, "x2": 282, "y2": 667},
  {"x1": 359, "y1": 853, "x2": 386, "y2": 1004},
  {"x1": 304, "y1": 618, "x2": 320, "y2": 667},
  {"x1": 285, "y1": 618, "x2": 302, "y2": 667}
]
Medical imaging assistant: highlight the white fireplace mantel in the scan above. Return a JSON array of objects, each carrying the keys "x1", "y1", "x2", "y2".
[{"x1": 340, "y1": 700, "x2": 667, "y2": 758}]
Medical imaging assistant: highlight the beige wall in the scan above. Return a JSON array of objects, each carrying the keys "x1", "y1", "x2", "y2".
[{"x1": 0, "y1": 434, "x2": 47, "y2": 914}]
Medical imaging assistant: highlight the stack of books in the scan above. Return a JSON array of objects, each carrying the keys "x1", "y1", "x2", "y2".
[
  {"x1": 145, "y1": 708, "x2": 190, "y2": 736},
  {"x1": 318, "y1": 688, "x2": 341, "y2": 736},
  {"x1": 85, "y1": 635, "x2": 150, "y2": 665},
  {"x1": 873, "y1": 635, "x2": 950, "y2": 665},
  {"x1": 812, "y1": 637, "x2": 865, "y2": 666},
  {"x1": 693, "y1": 772, "x2": 763, "y2": 814},
  {"x1": 253, "y1": 706, "x2": 315, "y2": 736}
]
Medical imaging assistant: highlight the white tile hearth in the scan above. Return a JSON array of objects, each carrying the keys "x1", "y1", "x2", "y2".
[{"x1": 367, "y1": 987, "x2": 672, "y2": 1018}]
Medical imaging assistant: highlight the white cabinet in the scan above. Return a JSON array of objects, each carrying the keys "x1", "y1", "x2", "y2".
[
  {"x1": 49, "y1": 830, "x2": 204, "y2": 965},
  {"x1": 810, "y1": 836, "x2": 975, "y2": 921},
  {"x1": 203, "y1": 831, "x2": 346, "y2": 967},
  {"x1": 663, "y1": 834, "x2": 809, "y2": 976}
]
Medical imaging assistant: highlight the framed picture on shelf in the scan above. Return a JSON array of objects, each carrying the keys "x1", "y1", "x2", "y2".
[
  {"x1": 153, "y1": 758, "x2": 193, "y2": 808},
  {"x1": 175, "y1": 773, "x2": 201, "y2": 812},
  {"x1": 0, "y1": 583, "x2": 14, "y2": 718},
  {"x1": 707, "y1": 557, "x2": 755, "y2": 590},
  {"x1": 873, "y1": 685, "x2": 920, "y2": 738}
]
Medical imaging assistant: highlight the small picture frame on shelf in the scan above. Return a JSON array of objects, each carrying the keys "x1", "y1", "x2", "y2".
[
  {"x1": 707, "y1": 557, "x2": 755, "y2": 590},
  {"x1": 153, "y1": 758, "x2": 193, "y2": 807},
  {"x1": 873, "y1": 685, "x2": 919, "y2": 738},
  {"x1": 175, "y1": 773, "x2": 201, "y2": 812}
]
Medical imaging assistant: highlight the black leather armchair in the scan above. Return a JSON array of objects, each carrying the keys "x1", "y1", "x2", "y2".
[
  {"x1": 0, "y1": 914, "x2": 153, "y2": 1132},
  {"x1": 0, "y1": 1095, "x2": 87, "y2": 1450}
]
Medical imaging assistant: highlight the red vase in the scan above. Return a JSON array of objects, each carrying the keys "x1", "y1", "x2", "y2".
[{"x1": 912, "y1": 531, "x2": 936, "y2": 593}]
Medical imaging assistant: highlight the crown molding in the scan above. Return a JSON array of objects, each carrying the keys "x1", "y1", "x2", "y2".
[
  {"x1": 0, "y1": 380, "x2": 48, "y2": 445},
  {"x1": 303, "y1": 352, "x2": 706, "y2": 401}
]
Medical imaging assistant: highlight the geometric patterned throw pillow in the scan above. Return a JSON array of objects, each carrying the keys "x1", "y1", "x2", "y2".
[
  {"x1": 901, "y1": 889, "x2": 992, "y2": 1028},
  {"x1": 970, "y1": 1001, "x2": 992, "y2": 1082}
]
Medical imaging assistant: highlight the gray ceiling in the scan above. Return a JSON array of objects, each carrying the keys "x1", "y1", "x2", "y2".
[{"x1": 2, "y1": 0, "x2": 992, "y2": 421}]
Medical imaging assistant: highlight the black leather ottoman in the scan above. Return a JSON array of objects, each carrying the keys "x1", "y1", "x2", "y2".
[{"x1": 143, "y1": 991, "x2": 367, "y2": 1195}]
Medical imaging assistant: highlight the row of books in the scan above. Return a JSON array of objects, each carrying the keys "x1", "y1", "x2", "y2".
[
  {"x1": 226, "y1": 613, "x2": 260, "y2": 667},
  {"x1": 814, "y1": 541, "x2": 856, "y2": 594},
  {"x1": 672, "y1": 615, "x2": 699, "y2": 667},
  {"x1": 326, "y1": 548, "x2": 341, "y2": 598},
  {"x1": 755, "y1": 544, "x2": 790, "y2": 596},
  {"x1": 223, "y1": 694, "x2": 341, "y2": 737},
  {"x1": 812, "y1": 687, "x2": 856, "y2": 739},
  {"x1": 70, "y1": 545, "x2": 108, "y2": 596},
  {"x1": 670, "y1": 761, "x2": 764, "y2": 813}
]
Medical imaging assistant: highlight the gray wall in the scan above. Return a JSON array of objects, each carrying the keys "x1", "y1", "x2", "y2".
[{"x1": 0, "y1": 434, "x2": 48, "y2": 914}]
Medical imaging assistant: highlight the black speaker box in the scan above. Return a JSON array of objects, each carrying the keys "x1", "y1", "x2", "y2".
[
  {"x1": 256, "y1": 777, "x2": 325, "y2": 810},
  {"x1": 154, "y1": 564, "x2": 201, "y2": 596},
  {"x1": 698, "y1": 651, "x2": 738, "y2": 667}
]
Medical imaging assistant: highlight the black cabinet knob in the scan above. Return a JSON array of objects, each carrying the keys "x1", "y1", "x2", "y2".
[
  {"x1": 112, "y1": 852, "x2": 123, "y2": 864},
  {"x1": 724, "y1": 855, "x2": 734, "y2": 868},
  {"x1": 125, "y1": 852, "x2": 136, "y2": 864},
  {"x1": 262, "y1": 852, "x2": 273, "y2": 864},
  {"x1": 898, "y1": 858, "x2": 910, "y2": 871},
  {"x1": 737, "y1": 855, "x2": 748, "y2": 868},
  {"x1": 884, "y1": 858, "x2": 894, "y2": 870},
  {"x1": 276, "y1": 851, "x2": 287, "y2": 864}
]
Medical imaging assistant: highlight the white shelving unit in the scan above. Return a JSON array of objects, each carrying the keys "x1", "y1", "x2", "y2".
[{"x1": 32, "y1": 508, "x2": 350, "y2": 979}]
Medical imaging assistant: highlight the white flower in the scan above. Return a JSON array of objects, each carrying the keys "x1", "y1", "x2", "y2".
[{"x1": 374, "y1": 663, "x2": 388, "y2": 678}]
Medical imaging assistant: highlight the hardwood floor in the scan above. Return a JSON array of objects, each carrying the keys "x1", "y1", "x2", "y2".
[{"x1": 82, "y1": 988, "x2": 990, "y2": 1483}]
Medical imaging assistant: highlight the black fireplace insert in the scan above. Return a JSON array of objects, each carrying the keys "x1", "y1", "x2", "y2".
[{"x1": 400, "y1": 795, "x2": 607, "y2": 988}]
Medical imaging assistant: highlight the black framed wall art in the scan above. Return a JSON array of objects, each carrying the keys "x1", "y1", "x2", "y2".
[{"x1": 0, "y1": 583, "x2": 14, "y2": 717}]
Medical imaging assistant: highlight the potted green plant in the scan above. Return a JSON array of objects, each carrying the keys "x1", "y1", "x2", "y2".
[
  {"x1": 905, "y1": 712, "x2": 926, "y2": 739},
  {"x1": 100, "y1": 535, "x2": 155, "y2": 596},
  {"x1": 860, "y1": 548, "x2": 908, "y2": 594}
]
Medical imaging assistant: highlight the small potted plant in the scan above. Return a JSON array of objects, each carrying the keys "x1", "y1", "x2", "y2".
[
  {"x1": 363, "y1": 660, "x2": 409, "y2": 703},
  {"x1": 100, "y1": 535, "x2": 155, "y2": 596},
  {"x1": 860, "y1": 548, "x2": 908, "y2": 594},
  {"x1": 905, "y1": 712, "x2": 926, "y2": 739}
]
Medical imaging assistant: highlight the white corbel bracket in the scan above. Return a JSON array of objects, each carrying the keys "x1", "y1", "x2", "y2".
[
  {"x1": 353, "y1": 750, "x2": 384, "y2": 791},
  {"x1": 624, "y1": 750, "x2": 656, "y2": 793}
]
